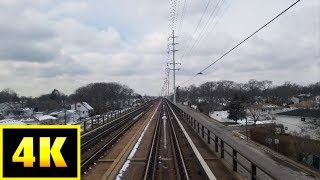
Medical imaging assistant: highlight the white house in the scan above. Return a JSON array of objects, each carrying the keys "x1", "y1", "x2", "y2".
[
  {"x1": 49, "y1": 110, "x2": 81, "y2": 123},
  {"x1": 71, "y1": 102, "x2": 94, "y2": 118},
  {"x1": 290, "y1": 97, "x2": 300, "y2": 104}
]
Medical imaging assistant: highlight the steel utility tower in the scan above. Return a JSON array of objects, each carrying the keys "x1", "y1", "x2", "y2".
[
  {"x1": 168, "y1": 30, "x2": 180, "y2": 104},
  {"x1": 165, "y1": 65, "x2": 170, "y2": 97}
]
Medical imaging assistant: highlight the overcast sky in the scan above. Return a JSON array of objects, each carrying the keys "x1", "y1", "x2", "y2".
[{"x1": 0, "y1": 0, "x2": 319, "y2": 97}]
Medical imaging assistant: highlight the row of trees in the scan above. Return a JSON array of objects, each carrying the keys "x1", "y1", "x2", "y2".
[
  {"x1": 177, "y1": 79, "x2": 320, "y2": 111},
  {"x1": 0, "y1": 82, "x2": 141, "y2": 115}
]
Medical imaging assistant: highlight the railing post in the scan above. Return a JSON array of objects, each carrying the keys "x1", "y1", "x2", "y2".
[
  {"x1": 83, "y1": 121, "x2": 86, "y2": 132},
  {"x1": 197, "y1": 122, "x2": 200, "y2": 133},
  {"x1": 207, "y1": 130, "x2": 210, "y2": 144},
  {"x1": 202, "y1": 125, "x2": 204, "y2": 138},
  {"x1": 220, "y1": 140, "x2": 224, "y2": 158},
  {"x1": 251, "y1": 163, "x2": 257, "y2": 180},
  {"x1": 91, "y1": 118, "x2": 94, "y2": 129},
  {"x1": 233, "y1": 149, "x2": 237, "y2": 171},
  {"x1": 102, "y1": 115, "x2": 105, "y2": 124},
  {"x1": 97, "y1": 117, "x2": 100, "y2": 125},
  {"x1": 215, "y1": 136, "x2": 218, "y2": 152},
  {"x1": 193, "y1": 119, "x2": 195, "y2": 129}
]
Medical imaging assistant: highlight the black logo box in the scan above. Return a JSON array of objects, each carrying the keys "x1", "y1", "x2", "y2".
[{"x1": 1, "y1": 127, "x2": 79, "y2": 178}]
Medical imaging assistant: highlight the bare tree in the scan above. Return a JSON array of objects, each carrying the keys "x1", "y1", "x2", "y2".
[
  {"x1": 70, "y1": 82, "x2": 137, "y2": 114},
  {"x1": 0, "y1": 88, "x2": 20, "y2": 103},
  {"x1": 247, "y1": 103, "x2": 263, "y2": 124}
]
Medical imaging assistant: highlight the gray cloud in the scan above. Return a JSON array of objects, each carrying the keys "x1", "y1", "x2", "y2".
[{"x1": 0, "y1": 0, "x2": 318, "y2": 96}]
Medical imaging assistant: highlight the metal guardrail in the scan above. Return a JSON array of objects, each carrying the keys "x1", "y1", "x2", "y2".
[
  {"x1": 167, "y1": 100, "x2": 315, "y2": 180},
  {"x1": 80, "y1": 102, "x2": 155, "y2": 134},
  {"x1": 169, "y1": 103, "x2": 267, "y2": 180}
]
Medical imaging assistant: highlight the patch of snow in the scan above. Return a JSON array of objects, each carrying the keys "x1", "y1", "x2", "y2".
[
  {"x1": 210, "y1": 111, "x2": 234, "y2": 122},
  {"x1": 0, "y1": 119, "x2": 26, "y2": 124},
  {"x1": 20, "y1": 118, "x2": 37, "y2": 122},
  {"x1": 38, "y1": 115, "x2": 57, "y2": 121},
  {"x1": 255, "y1": 120, "x2": 274, "y2": 125},
  {"x1": 116, "y1": 104, "x2": 159, "y2": 180}
]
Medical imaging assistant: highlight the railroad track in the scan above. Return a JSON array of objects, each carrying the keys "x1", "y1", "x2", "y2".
[
  {"x1": 81, "y1": 101, "x2": 154, "y2": 173},
  {"x1": 143, "y1": 101, "x2": 206, "y2": 180}
]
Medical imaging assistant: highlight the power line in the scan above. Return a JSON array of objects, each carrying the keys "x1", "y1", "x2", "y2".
[
  {"x1": 180, "y1": 0, "x2": 301, "y2": 86},
  {"x1": 180, "y1": 0, "x2": 225, "y2": 62},
  {"x1": 189, "y1": 0, "x2": 212, "y2": 41},
  {"x1": 177, "y1": 0, "x2": 188, "y2": 35},
  {"x1": 179, "y1": 0, "x2": 212, "y2": 57},
  {"x1": 190, "y1": 0, "x2": 225, "y2": 55}
]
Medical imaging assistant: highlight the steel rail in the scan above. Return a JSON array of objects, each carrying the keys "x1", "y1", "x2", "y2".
[
  {"x1": 81, "y1": 103, "x2": 153, "y2": 173},
  {"x1": 143, "y1": 106, "x2": 162, "y2": 180},
  {"x1": 165, "y1": 103, "x2": 190, "y2": 180}
]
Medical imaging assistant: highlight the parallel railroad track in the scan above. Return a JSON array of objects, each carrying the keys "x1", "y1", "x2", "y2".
[
  {"x1": 81, "y1": 101, "x2": 154, "y2": 173},
  {"x1": 143, "y1": 101, "x2": 202, "y2": 180}
]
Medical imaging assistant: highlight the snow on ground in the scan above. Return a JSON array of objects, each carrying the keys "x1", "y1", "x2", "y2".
[
  {"x1": 116, "y1": 105, "x2": 158, "y2": 179},
  {"x1": 210, "y1": 111, "x2": 233, "y2": 122},
  {"x1": 210, "y1": 111, "x2": 275, "y2": 126},
  {"x1": 20, "y1": 118, "x2": 37, "y2": 122},
  {"x1": 191, "y1": 105, "x2": 197, "y2": 110},
  {"x1": 37, "y1": 115, "x2": 57, "y2": 121},
  {"x1": 0, "y1": 119, "x2": 26, "y2": 124},
  {"x1": 273, "y1": 115, "x2": 320, "y2": 140}
]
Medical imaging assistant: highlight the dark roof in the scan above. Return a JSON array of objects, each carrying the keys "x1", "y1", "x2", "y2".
[{"x1": 277, "y1": 109, "x2": 320, "y2": 119}]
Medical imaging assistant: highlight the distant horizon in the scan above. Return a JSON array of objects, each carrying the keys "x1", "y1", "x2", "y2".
[{"x1": 2, "y1": 79, "x2": 319, "y2": 98}]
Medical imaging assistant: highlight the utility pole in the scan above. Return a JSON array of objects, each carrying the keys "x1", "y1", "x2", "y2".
[
  {"x1": 168, "y1": 30, "x2": 180, "y2": 104},
  {"x1": 165, "y1": 65, "x2": 170, "y2": 97}
]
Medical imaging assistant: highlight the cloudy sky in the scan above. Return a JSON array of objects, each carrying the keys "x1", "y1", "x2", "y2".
[{"x1": 0, "y1": 0, "x2": 319, "y2": 97}]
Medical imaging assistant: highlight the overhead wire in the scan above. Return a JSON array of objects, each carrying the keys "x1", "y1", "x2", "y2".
[
  {"x1": 177, "y1": 0, "x2": 188, "y2": 35},
  {"x1": 179, "y1": 0, "x2": 212, "y2": 58},
  {"x1": 189, "y1": 0, "x2": 225, "y2": 55},
  {"x1": 179, "y1": 0, "x2": 301, "y2": 86},
  {"x1": 179, "y1": 0, "x2": 225, "y2": 62}
]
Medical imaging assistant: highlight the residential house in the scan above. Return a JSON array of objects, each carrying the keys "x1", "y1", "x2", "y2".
[
  {"x1": 49, "y1": 110, "x2": 81, "y2": 123},
  {"x1": 290, "y1": 97, "x2": 300, "y2": 104},
  {"x1": 291, "y1": 101, "x2": 318, "y2": 109},
  {"x1": 71, "y1": 102, "x2": 94, "y2": 118},
  {"x1": 290, "y1": 94, "x2": 314, "y2": 104},
  {"x1": 260, "y1": 103, "x2": 284, "y2": 114}
]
